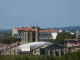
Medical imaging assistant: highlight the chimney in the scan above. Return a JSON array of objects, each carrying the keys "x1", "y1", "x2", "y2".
[{"x1": 22, "y1": 27, "x2": 24, "y2": 29}]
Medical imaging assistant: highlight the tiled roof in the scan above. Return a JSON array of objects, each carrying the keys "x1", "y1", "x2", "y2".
[
  {"x1": 16, "y1": 28, "x2": 35, "y2": 31},
  {"x1": 25, "y1": 28, "x2": 35, "y2": 32},
  {"x1": 39, "y1": 29, "x2": 59, "y2": 33},
  {"x1": 16, "y1": 28, "x2": 59, "y2": 33},
  {"x1": 39, "y1": 30, "x2": 49, "y2": 33}
]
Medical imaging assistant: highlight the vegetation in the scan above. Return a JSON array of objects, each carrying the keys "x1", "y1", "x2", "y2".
[
  {"x1": 0, "y1": 30, "x2": 12, "y2": 38},
  {"x1": 50, "y1": 32, "x2": 76, "y2": 44},
  {"x1": 0, "y1": 37, "x2": 21, "y2": 44},
  {"x1": 77, "y1": 36, "x2": 80, "y2": 40},
  {"x1": 60, "y1": 52, "x2": 80, "y2": 60},
  {"x1": 0, "y1": 52, "x2": 80, "y2": 60},
  {"x1": 56, "y1": 32, "x2": 75, "y2": 40}
]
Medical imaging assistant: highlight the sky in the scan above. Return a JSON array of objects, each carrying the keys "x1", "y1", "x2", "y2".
[{"x1": 0, "y1": 0, "x2": 80, "y2": 29}]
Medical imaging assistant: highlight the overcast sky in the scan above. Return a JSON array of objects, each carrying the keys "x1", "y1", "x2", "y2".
[{"x1": 0, "y1": 0, "x2": 80, "y2": 29}]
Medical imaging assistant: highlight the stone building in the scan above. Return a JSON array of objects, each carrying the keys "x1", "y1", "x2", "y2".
[
  {"x1": 23, "y1": 26, "x2": 39, "y2": 43},
  {"x1": 12, "y1": 26, "x2": 39, "y2": 43},
  {"x1": 12, "y1": 26, "x2": 59, "y2": 43}
]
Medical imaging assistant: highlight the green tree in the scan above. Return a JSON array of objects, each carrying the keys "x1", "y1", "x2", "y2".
[
  {"x1": 50, "y1": 32, "x2": 76, "y2": 44},
  {"x1": 0, "y1": 37, "x2": 21, "y2": 44}
]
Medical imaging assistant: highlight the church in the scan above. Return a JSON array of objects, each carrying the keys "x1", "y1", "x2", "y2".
[{"x1": 12, "y1": 26, "x2": 59, "y2": 43}]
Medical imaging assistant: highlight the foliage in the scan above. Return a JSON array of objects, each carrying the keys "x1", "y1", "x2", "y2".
[
  {"x1": 61, "y1": 52, "x2": 80, "y2": 60},
  {"x1": 77, "y1": 36, "x2": 80, "y2": 40},
  {"x1": 0, "y1": 54, "x2": 55, "y2": 60},
  {"x1": 0, "y1": 30, "x2": 12, "y2": 38},
  {"x1": 50, "y1": 39, "x2": 64, "y2": 44},
  {"x1": 50, "y1": 32, "x2": 76, "y2": 44},
  {"x1": 0, "y1": 52, "x2": 80, "y2": 60},
  {"x1": 56, "y1": 32, "x2": 75, "y2": 40},
  {"x1": 0, "y1": 37, "x2": 21, "y2": 44}
]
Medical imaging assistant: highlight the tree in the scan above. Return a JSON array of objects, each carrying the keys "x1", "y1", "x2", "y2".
[
  {"x1": 50, "y1": 32, "x2": 76, "y2": 44},
  {"x1": 0, "y1": 37, "x2": 21, "y2": 44},
  {"x1": 56, "y1": 32, "x2": 74, "y2": 40}
]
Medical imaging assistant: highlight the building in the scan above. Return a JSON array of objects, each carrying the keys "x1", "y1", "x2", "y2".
[
  {"x1": 39, "y1": 29, "x2": 58, "y2": 40},
  {"x1": 24, "y1": 26, "x2": 39, "y2": 43},
  {"x1": 12, "y1": 26, "x2": 59, "y2": 43},
  {"x1": 76, "y1": 30, "x2": 80, "y2": 38},
  {"x1": 19, "y1": 42, "x2": 52, "y2": 54},
  {"x1": 1, "y1": 40, "x2": 80, "y2": 56},
  {"x1": 12, "y1": 26, "x2": 39, "y2": 43},
  {"x1": 0, "y1": 33, "x2": 7, "y2": 40}
]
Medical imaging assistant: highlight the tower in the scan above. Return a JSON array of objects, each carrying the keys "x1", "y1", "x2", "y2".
[
  {"x1": 76, "y1": 30, "x2": 79, "y2": 38},
  {"x1": 35, "y1": 25, "x2": 39, "y2": 42}
]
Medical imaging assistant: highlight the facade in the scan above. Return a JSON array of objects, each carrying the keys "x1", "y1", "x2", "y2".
[
  {"x1": 12, "y1": 26, "x2": 59, "y2": 43},
  {"x1": 19, "y1": 42, "x2": 52, "y2": 53},
  {"x1": 23, "y1": 26, "x2": 39, "y2": 43},
  {"x1": 12, "y1": 26, "x2": 39, "y2": 43},
  {"x1": 39, "y1": 29, "x2": 58, "y2": 40}
]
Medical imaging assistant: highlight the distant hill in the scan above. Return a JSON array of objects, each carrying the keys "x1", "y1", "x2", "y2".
[
  {"x1": 42, "y1": 26, "x2": 80, "y2": 32},
  {"x1": 0, "y1": 26, "x2": 80, "y2": 33},
  {"x1": 0, "y1": 29, "x2": 12, "y2": 34},
  {"x1": 58, "y1": 26, "x2": 80, "y2": 31}
]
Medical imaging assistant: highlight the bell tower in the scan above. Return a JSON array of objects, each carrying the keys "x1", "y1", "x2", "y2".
[{"x1": 35, "y1": 24, "x2": 39, "y2": 42}]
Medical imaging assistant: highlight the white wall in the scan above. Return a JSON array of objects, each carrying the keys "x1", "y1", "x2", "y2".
[
  {"x1": 51, "y1": 33, "x2": 58, "y2": 39},
  {"x1": 12, "y1": 28, "x2": 18, "y2": 36},
  {"x1": 19, "y1": 42, "x2": 52, "y2": 52},
  {"x1": 59, "y1": 30, "x2": 63, "y2": 32}
]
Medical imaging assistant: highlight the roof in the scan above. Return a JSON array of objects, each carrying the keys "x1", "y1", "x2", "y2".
[
  {"x1": 16, "y1": 27, "x2": 35, "y2": 31},
  {"x1": 64, "y1": 40, "x2": 80, "y2": 44},
  {"x1": 19, "y1": 42, "x2": 52, "y2": 51},
  {"x1": 16, "y1": 27, "x2": 59, "y2": 33},
  {"x1": 39, "y1": 29, "x2": 59, "y2": 33},
  {"x1": 25, "y1": 28, "x2": 35, "y2": 32}
]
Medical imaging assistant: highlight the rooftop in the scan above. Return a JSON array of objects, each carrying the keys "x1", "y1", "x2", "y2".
[{"x1": 15, "y1": 27, "x2": 59, "y2": 33}]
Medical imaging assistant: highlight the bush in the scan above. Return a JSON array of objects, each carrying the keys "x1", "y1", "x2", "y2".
[{"x1": 0, "y1": 37, "x2": 21, "y2": 44}]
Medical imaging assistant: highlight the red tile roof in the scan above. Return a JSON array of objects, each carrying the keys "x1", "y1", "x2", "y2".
[
  {"x1": 39, "y1": 29, "x2": 59, "y2": 33},
  {"x1": 16, "y1": 28, "x2": 59, "y2": 33},
  {"x1": 16, "y1": 27, "x2": 35, "y2": 31},
  {"x1": 39, "y1": 30, "x2": 49, "y2": 33},
  {"x1": 25, "y1": 28, "x2": 35, "y2": 32}
]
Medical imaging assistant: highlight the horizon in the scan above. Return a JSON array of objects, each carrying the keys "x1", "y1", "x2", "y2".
[
  {"x1": 0, "y1": 0, "x2": 80, "y2": 29},
  {"x1": 0, "y1": 25, "x2": 80, "y2": 29}
]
